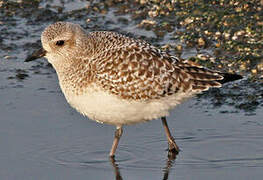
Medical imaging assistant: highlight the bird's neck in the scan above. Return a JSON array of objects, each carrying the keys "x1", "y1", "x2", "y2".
[{"x1": 53, "y1": 59, "x2": 95, "y2": 96}]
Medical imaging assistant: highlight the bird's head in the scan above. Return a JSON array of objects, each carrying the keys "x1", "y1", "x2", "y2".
[{"x1": 25, "y1": 22, "x2": 88, "y2": 66}]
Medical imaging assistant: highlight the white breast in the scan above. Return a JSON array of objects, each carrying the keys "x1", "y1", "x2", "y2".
[{"x1": 61, "y1": 84, "x2": 193, "y2": 126}]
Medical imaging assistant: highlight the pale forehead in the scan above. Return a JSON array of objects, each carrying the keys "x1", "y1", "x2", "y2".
[{"x1": 41, "y1": 22, "x2": 76, "y2": 43}]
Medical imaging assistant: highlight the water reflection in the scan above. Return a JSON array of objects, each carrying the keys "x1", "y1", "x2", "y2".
[
  {"x1": 110, "y1": 157, "x2": 123, "y2": 180},
  {"x1": 110, "y1": 153, "x2": 177, "y2": 180},
  {"x1": 162, "y1": 156, "x2": 176, "y2": 180}
]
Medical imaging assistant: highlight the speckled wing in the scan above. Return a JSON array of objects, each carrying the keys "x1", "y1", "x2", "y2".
[{"x1": 94, "y1": 42, "x2": 223, "y2": 101}]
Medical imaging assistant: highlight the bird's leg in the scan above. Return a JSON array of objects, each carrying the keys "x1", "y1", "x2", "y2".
[
  {"x1": 109, "y1": 126, "x2": 123, "y2": 157},
  {"x1": 161, "y1": 117, "x2": 180, "y2": 155}
]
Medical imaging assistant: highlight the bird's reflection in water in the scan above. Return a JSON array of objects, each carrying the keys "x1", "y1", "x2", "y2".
[
  {"x1": 110, "y1": 157, "x2": 123, "y2": 180},
  {"x1": 162, "y1": 153, "x2": 176, "y2": 180},
  {"x1": 109, "y1": 152, "x2": 177, "y2": 180}
]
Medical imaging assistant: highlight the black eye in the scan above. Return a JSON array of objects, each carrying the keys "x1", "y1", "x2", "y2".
[{"x1": 56, "y1": 40, "x2": 64, "y2": 46}]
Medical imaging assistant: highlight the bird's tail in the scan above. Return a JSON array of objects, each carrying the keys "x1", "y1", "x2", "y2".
[
  {"x1": 178, "y1": 65, "x2": 243, "y2": 93},
  {"x1": 217, "y1": 73, "x2": 243, "y2": 84}
]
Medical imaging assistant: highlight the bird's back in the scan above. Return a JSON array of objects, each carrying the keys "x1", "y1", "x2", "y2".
[{"x1": 87, "y1": 31, "x2": 224, "y2": 102}]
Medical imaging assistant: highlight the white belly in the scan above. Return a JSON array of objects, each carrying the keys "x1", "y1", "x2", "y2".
[{"x1": 62, "y1": 84, "x2": 193, "y2": 126}]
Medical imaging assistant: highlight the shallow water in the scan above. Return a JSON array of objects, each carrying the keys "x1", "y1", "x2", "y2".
[{"x1": 0, "y1": 1, "x2": 263, "y2": 179}]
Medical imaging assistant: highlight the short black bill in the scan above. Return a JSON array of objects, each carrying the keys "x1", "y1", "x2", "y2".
[{"x1": 25, "y1": 48, "x2": 46, "y2": 62}]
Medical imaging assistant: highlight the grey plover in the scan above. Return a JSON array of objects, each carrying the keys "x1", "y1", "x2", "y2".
[{"x1": 25, "y1": 22, "x2": 242, "y2": 157}]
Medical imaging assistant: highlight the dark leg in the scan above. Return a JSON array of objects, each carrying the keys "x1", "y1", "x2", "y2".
[
  {"x1": 109, "y1": 126, "x2": 123, "y2": 157},
  {"x1": 161, "y1": 117, "x2": 180, "y2": 154}
]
